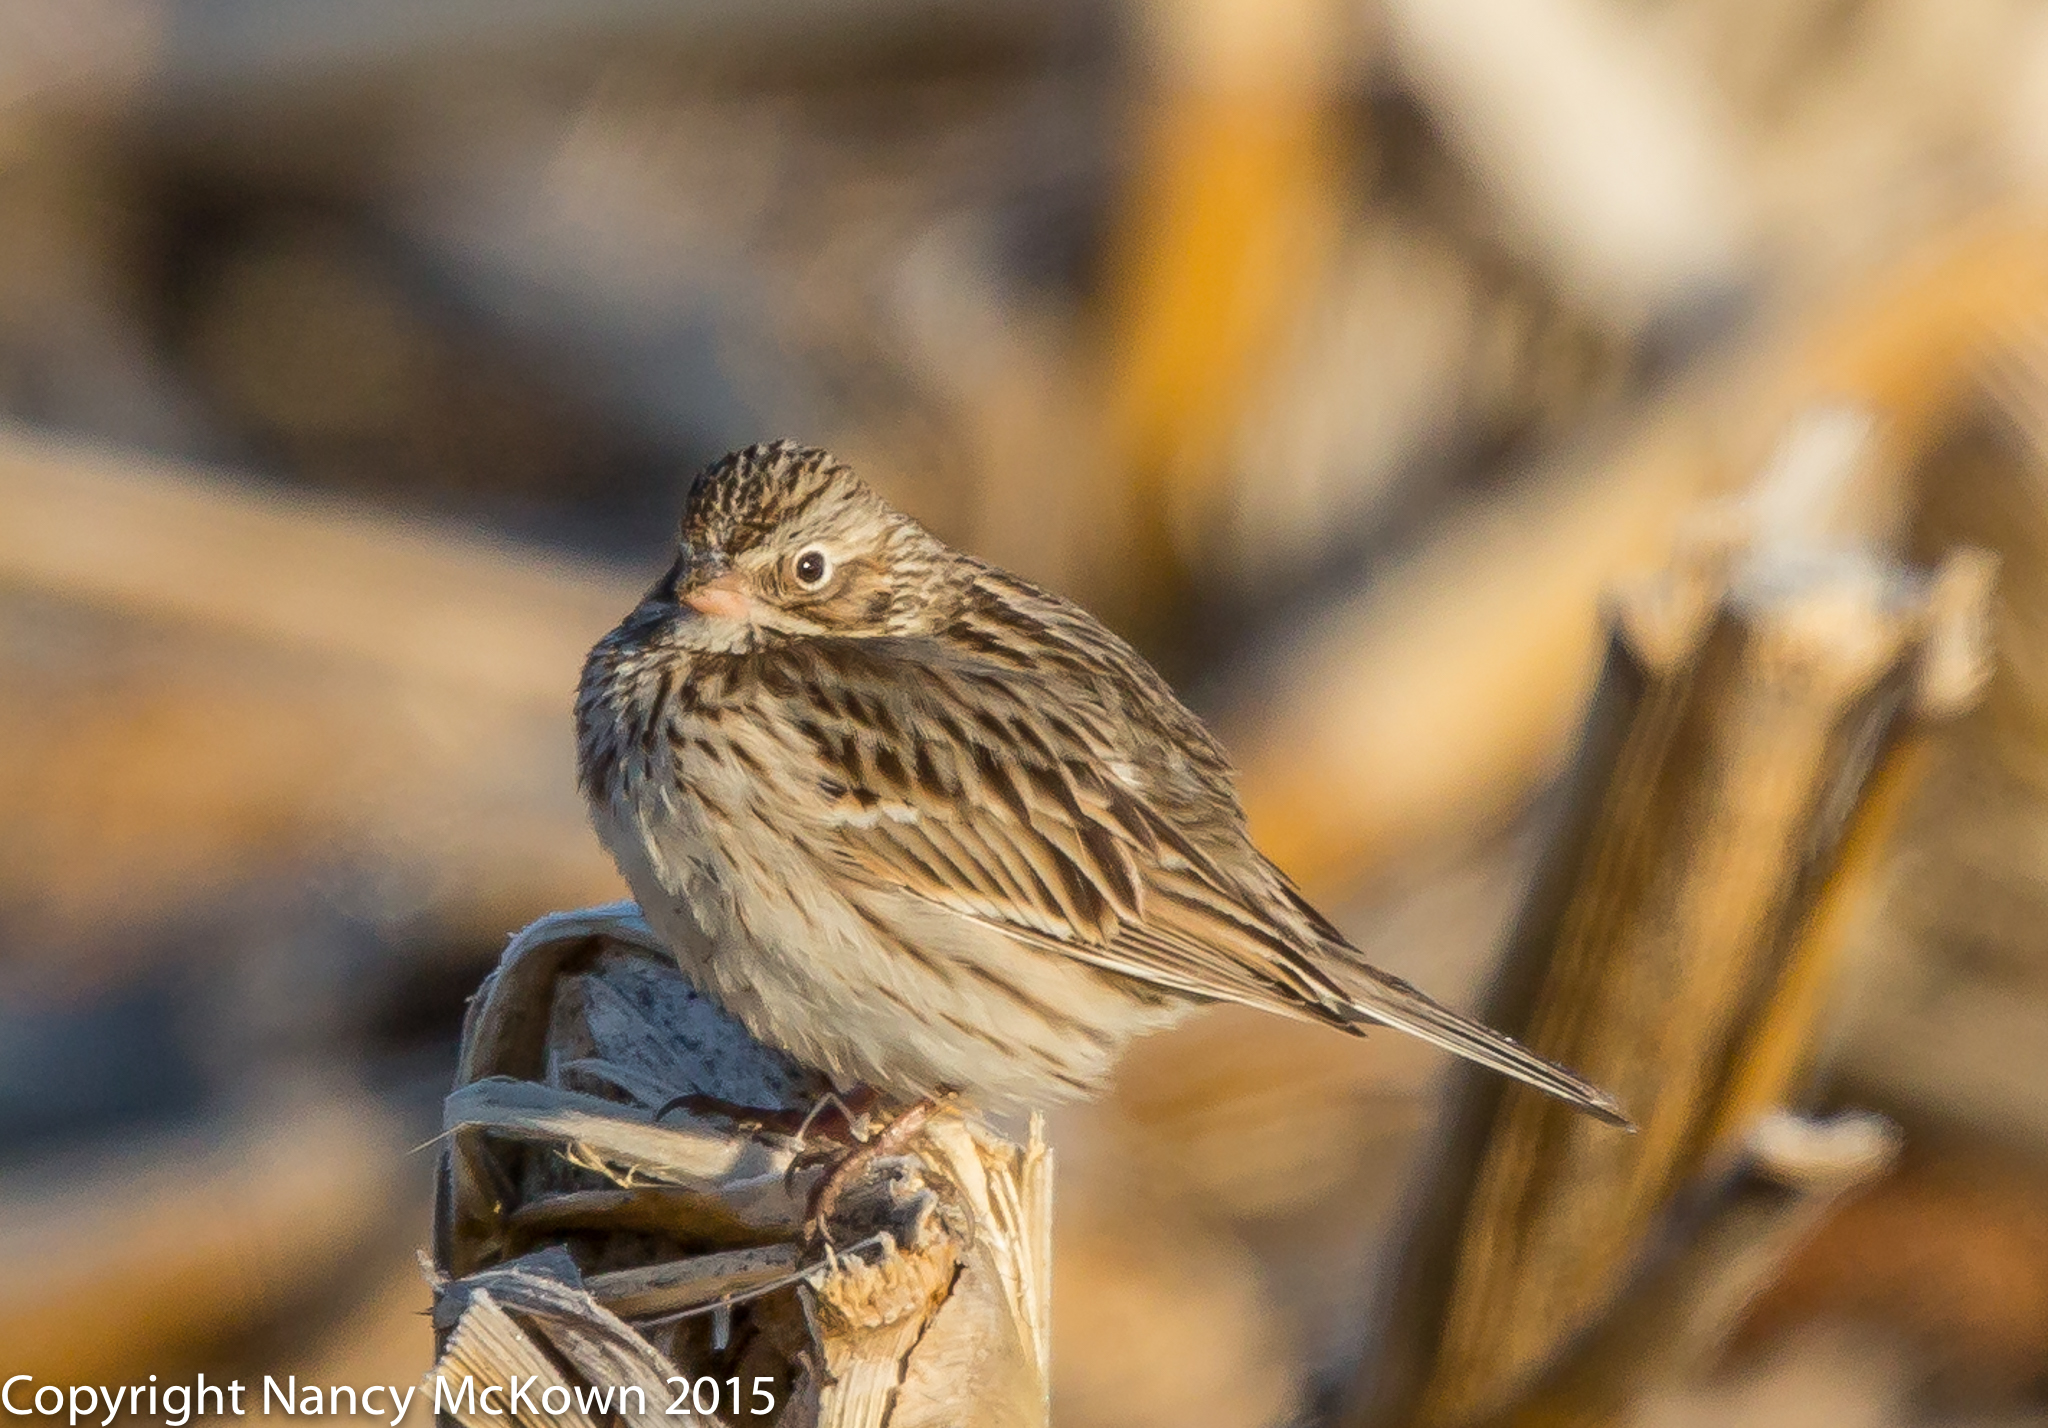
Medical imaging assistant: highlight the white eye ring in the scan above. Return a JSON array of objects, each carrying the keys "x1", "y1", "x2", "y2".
[{"x1": 792, "y1": 547, "x2": 832, "y2": 588}]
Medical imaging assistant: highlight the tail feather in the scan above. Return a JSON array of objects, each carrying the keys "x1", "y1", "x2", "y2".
[{"x1": 1343, "y1": 963, "x2": 1633, "y2": 1130}]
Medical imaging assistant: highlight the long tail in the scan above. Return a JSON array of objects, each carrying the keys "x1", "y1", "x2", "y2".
[{"x1": 1336, "y1": 959, "x2": 1633, "y2": 1130}]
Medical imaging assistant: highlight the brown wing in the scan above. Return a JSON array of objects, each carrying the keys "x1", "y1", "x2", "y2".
[
  {"x1": 747, "y1": 619, "x2": 1628, "y2": 1126},
  {"x1": 751, "y1": 633, "x2": 1326, "y2": 1007}
]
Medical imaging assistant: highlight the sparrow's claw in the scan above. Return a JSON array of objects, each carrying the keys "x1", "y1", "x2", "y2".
[
  {"x1": 792, "y1": 1087, "x2": 882, "y2": 1148},
  {"x1": 782, "y1": 1142, "x2": 846, "y2": 1198},
  {"x1": 802, "y1": 1096, "x2": 942, "y2": 1243}
]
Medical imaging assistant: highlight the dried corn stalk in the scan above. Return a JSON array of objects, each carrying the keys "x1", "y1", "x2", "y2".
[
  {"x1": 1351, "y1": 409, "x2": 1994, "y2": 1427},
  {"x1": 429, "y1": 905, "x2": 1052, "y2": 1428},
  {"x1": 1467, "y1": 1108, "x2": 1902, "y2": 1428}
]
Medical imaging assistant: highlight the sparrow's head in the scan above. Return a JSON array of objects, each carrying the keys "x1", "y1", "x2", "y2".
[{"x1": 657, "y1": 441, "x2": 952, "y2": 648}]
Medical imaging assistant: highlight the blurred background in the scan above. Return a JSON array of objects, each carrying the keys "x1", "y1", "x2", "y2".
[{"x1": 7, "y1": 0, "x2": 2048, "y2": 1422}]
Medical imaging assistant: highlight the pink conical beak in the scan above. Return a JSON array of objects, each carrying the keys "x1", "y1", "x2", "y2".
[{"x1": 684, "y1": 570, "x2": 751, "y2": 620}]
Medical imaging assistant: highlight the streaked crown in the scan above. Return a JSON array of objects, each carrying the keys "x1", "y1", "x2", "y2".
[{"x1": 680, "y1": 440, "x2": 876, "y2": 557}]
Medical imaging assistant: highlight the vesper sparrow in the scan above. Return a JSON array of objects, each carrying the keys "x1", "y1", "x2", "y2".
[{"x1": 577, "y1": 442, "x2": 1626, "y2": 1128}]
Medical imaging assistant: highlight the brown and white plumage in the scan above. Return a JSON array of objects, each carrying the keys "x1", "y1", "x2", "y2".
[{"x1": 577, "y1": 441, "x2": 1626, "y2": 1125}]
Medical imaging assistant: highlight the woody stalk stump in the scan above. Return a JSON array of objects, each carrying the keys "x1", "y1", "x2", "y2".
[{"x1": 429, "y1": 904, "x2": 1053, "y2": 1428}]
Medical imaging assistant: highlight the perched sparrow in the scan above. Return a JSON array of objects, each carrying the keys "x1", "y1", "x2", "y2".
[{"x1": 578, "y1": 442, "x2": 1626, "y2": 1127}]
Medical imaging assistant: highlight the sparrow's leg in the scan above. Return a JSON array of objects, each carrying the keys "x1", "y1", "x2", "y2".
[
  {"x1": 782, "y1": 1087, "x2": 889, "y2": 1202},
  {"x1": 794, "y1": 1086, "x2": 884, "y2": 1147},
  {"x1": 804, "y1": 1096, "x2": 943, "y2": 1241}
]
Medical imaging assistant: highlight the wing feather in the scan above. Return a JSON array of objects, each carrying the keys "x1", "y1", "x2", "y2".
[{"x1": 753, "y1": 627, "x2": 1628, "y2": 1127}]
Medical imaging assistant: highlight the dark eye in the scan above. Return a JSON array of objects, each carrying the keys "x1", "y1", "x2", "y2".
[{"x1": 793, "y1": 547, "x2": 831, "y2": 588}]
